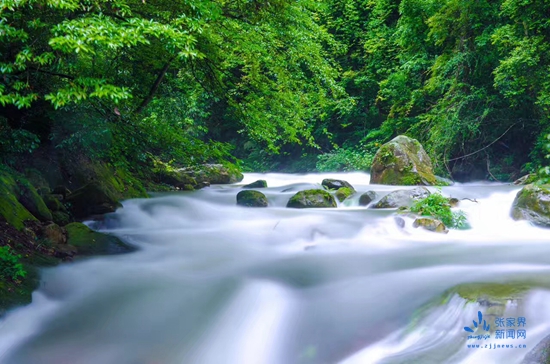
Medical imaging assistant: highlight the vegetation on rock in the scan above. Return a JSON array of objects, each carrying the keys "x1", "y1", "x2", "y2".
[
  {"x1": 287, "y1": 190, "x2": 337, "y2": 209},
  {"x1": 410, "y1": 191, "x2": 468, "y2": 229}
]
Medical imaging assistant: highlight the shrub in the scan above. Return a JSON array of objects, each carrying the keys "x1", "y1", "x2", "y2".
[
  {"x1": 410, "y1": 192, "x2": 467, "y2": 229},
  {"x1": 0, "y1": 246, "x2": 26, "y2": 281}
]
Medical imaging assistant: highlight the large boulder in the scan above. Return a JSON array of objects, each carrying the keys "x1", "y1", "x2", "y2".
[
  {"x1": 322, "y1": 179, "x2": 354, "y2": 191},
  {"x1": 511, "y1": 184, "x2": 550, "y2": 227},
  {"x1": 236, "y1": 190, "x2": 268, "y2": 207},
  {"x1": 370, "y1": 135, "x2": 437, "y2": 185},
  {"x1": 287, "y1": 189, "x2": 337, "y2": 208},
  {"x1": 372, "y1": 187, "x2": 430, "y2": 209},
  {"x1": 178, "y1": 164, "x2": 243, "y2": 185}
]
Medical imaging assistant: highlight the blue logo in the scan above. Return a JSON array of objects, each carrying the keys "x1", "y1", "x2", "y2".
[{"x1": 464, "y1": 311, "x2": 490, "y2": 333}]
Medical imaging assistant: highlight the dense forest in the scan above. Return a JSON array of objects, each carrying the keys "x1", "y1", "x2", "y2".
[{"x1": 1, "y1": 0, "x2": 550, "y2": 181}]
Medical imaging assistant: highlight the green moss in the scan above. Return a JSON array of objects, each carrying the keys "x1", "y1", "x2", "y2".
[
  {"x1": 335, "y1": 187, "x2": 354, "y2": 202},
  {"x1": 52, "y1": 211, "x2": 71, "y2": 226},
  {"x1": 236, "y1": 190, "x2": 268, "y2": 207},
  {"x1": 65, "y1": 222, "x2": 134, "y2": 255},
  {"x1": 287, "y1": 189, "x2": 337, "y2": 208},
  {"x1": 0, "y1": 170, "x2": 38, "y2": 230},
  {"x1": 16, "y1": 178, "x2": 52, "y2": 222}
]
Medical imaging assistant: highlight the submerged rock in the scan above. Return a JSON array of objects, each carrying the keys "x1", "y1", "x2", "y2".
[
  {"x1": 65, "y1": 222, "x2": 133, "y2": 255},
  {"x1": 335, "y1": 187, "x2": 354, "y2": 202},
  {"x1": 287, "y1": 189, "x2": 337, "y2": 208},
  {"x1": 359, "y1": 191, "x2": 377, "y2": 206},
  {"x1": 511, "y1": 184, "x2": 550, "y2": 227},
  {"x1": 370, "y1": 135, "x2": 437, "y2": 185},
  {"x1": 236, "y1": 190, "x2": 268, "y2": 207},
  {"x1": 372, "y1": 187, "x2": 430, "y2": 208},
  {"x1": 322, "y1": 179, "x2": 354, "y2": 191},
  {"x1": 394, "y1": 216, "x2": 405, "y2": 228},
  {"x1": 413, "y1": 217, "x2": 448, "y2": 234},
  {"x1": 242, "y1": 180, "x2": 268, "y2": 189}
]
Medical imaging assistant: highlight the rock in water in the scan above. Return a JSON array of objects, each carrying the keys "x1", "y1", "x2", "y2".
[
  {"x1": 413, "y1": 217, "x2": 449, "y2": 234},
  {"x1": 370, "y1": 135, "x2": 437, "y2": 185},
  {"x1": 287, "y1": 189, "x2": 337, "y2": 208},
  {"x1": 335, "y1": 187, "x2": 354, "y2": 202},
  {"x1": 372, "y1": 187, "x2": 430, "y2": 209},
  {"x1": 511, "y1": 184, "x2": 550, "y2": 227},
  {"x1": 236, "y1": 190, "x2": 268, "y2": 207},
  {"x1": 359, "y1": 191, "x2": 377, "y2": 206},
  {"x1": 242, "y1": 180, "x2": 268, "y2": 189},
  {"x1": 322, "y1": 179, "x2": 354, "y2": 191}
]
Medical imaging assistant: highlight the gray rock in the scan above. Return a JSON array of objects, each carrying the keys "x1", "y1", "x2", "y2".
[
  {"x1": 372, "y1": 187, "x2": 430, "y2": 209},
  {"x1": 359, "y1": 191, "x2": 377, "y2": 206},
  {"x1": 322, "y1": 179, "x2": 355, "y2": 191}
]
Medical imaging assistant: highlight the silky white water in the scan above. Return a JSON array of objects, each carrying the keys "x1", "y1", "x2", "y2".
[{"x1": 1, "y1": 172, "x2": 550, "y2": 364}]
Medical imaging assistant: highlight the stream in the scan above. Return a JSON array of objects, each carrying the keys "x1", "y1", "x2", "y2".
[{"x1": 1, "y1": 172, "x2": 550, "y2": 364}]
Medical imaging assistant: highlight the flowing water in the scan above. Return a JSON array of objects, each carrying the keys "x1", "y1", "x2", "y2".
[{"x1": 1, "y1": 172, "x2": 550, "y2": 364}]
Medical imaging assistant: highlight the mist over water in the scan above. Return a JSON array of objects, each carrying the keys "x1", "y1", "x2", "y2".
[{"x1": 1, "y1": 172, "x2": 550, "y2": 364}]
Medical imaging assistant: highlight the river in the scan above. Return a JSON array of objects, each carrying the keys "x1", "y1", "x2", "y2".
[{"x1": 1, "y1": 172, "x2": 550, "y2": 364}]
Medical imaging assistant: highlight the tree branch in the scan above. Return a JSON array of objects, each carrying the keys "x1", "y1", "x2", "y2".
[{"x1": 134, "y1": 57, "x2": 174, "y2": 114}]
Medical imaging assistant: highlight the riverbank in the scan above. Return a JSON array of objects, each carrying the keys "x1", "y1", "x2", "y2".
[{"x1": 0, "y1": 152, "x2": 243, "y2": 315}]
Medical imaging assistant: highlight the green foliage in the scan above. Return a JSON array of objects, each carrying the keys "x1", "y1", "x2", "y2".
[
  {"x1": 0, "y1": 246, "x2": 26, "y2": 281},
  {"x1": 316, "y1": 147, "x2": 373, "y2": 172},
  {"x1": 410, "y1": 192, "x2": 467, "y2": 229}
]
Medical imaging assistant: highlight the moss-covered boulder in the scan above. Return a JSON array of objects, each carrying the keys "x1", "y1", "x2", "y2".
[
  {"x1": 322, "y1": 179, "x2": 354, "y2": 191},
  {"x1": 15, "y1": 178, "x2": 52, "y2": 222},
  {"x1": 52, "y1": 211, "x2": 71, "y2": 226},
  {"x1": 236, "y1": 190, "x2": 268, "y2": 207},
  {"x1": 370, "y1": 135, "x2": 437, "y2": 185},
  {"x1": 65, "y1": 182, "x2": 122, "y2": 218},
  {"x1": 359, "y1": 191, "x2": 377, "y2": 206},
  {"x1": 511, "y1": 184, "x2": 550, "y2": 227},
  {"x1": 65, "y1": 222, "x2": 133, "y2": 255},
  {"x1": 43, "y1": 194, "x2": 65, "y2": 212},
  {"x1": 178, "y1": 164, "x2": 244, "y2": 185},
  {"x1": 287, "y1": 189, "x2": 337, "y2": 208},
  {"x1": 372, "y1": 187, "x2": 430, "y2": 209},
  {"x1": 242, "y1": 180, "x2": 268, "y2": 189},
  {"x1": 156, "y1": 169, "x2": 197, "y2": 190},
  {"x1": 0, "y1": 168, "x2": 53, "y2": 229},
  {"x1": 335, "y1": 187, "x2": 354, "y2": 202},
  {"x1": 413, "y1": 217, "x2": 448, "y2": 234}
]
